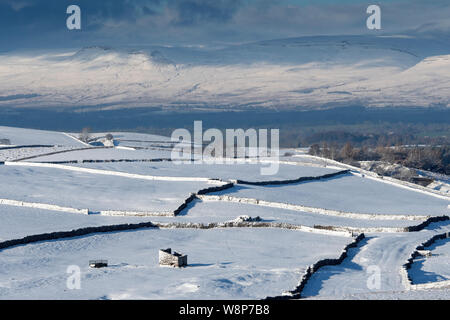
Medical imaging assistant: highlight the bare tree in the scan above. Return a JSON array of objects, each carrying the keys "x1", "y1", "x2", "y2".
[
  {"x1": 321, "y1": 141, "x2": 331, "y2": 158},
  {"x1": 340, "y1": 142, "x2": 354, "y2": 160},
  {"x1": 309, "y1": 144, "x2": 320, "y2": 156}
]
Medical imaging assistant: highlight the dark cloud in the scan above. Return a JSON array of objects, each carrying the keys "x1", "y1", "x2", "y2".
[
  {"x1": 169, "y1": 0, "x2": 242, "y2": 26},
  {"x1": 0, "y1": 0, "x2": 449, "y2": 50}
]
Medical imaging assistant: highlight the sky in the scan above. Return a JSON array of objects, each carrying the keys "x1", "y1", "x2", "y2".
[{"x1": 0, "y1": 0, "x2": 449, "y2": 49}]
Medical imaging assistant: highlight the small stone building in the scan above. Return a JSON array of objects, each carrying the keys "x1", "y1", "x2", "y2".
[
  {"x1": 159, "y1": 248, "x2": 187, "y2": 267},
  {"x1": 89, "y1": 260, "x2": 108, "y2": 268}
]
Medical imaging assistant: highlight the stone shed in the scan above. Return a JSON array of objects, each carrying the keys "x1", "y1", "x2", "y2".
[
  {"x1": 89, "y1": 260, "x2": 108, "y2": 268},
  {"x1": 159, "y1": 248, "x2": 188, "y2": 267}
]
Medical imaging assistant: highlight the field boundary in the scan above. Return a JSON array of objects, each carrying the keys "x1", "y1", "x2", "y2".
[
  {"x1": 315, "y1": 216, "x2": 450, "y2": 233},
  {"x1": 0, "y1": 220, "x2": 353, "y2": 252},
  {"x1": 236, "y1": 170, "x2": 349, "y2": 185},
  {"x1": 4, "y1": 161, "x2": 225, "y2": 183},
  {"x1": 0, "y1": 198, "x2": 89, "y2": 215}
]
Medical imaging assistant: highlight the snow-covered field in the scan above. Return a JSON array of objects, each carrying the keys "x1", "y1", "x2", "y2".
[
  {"x1": 301, "y1": 221, "x2": 450, "y2": 299},
  {"x1": 0, "y1": 146, "x2": 78, "y2": 162},
  {"x1": 0, "y1": 126, "x2": 449, "y2": 300},
  {"x1": 0, "y1": 165, "x2": 212, "y2": 212},
  {"x1": 25, "y1": 147, "x2": 174, "y2": 162},
  {"x1": 0, "y1": 206, "x2": 156, "y2": 242},
  {"x1": 66, "y1": 161, "x2": 341, "y2": 183},
  {"x1": 209, "y1": 174, "x2": 450, "y2": 216},
  {"x1": 0, "y1": 228, "x2": 352, "y2": 300},
  {"x1": 0, "y1": 126, "x2": 86, "y2": 147},
  {"x1": 0, "y1": 228, "x2": 354, "y2": 300}
]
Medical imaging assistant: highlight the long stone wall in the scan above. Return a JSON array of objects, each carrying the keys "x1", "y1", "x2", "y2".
[
  {"x1": 0, "y1": 199, "x2": 89, "y2": 215},
  {"x1": 0, "y1": 222, "x2": 158, "y2": 251},
  {"x1": 314, "y1": 216, "x2": 450, "y2": 234},
  {"x1": 405, "y1": 216, "x2": 450, "y2": 232},
  {"x1": 152, "y1": 221, "x2": 352, "y2": 237},
  {"x1": 0, "y1": 145, "x2": 55, "y2": 150},
  {"x1": 0, "y1": 220, "x2": 352, "y2": 253},
  {"x1": 236, "y1": 170, "x2": 350, "y2": 185},
  {"x1": 30, "y1": 158, "x2": 176, "y2": 164}
]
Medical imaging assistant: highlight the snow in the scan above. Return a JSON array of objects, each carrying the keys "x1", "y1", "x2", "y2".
[
  {"x1": 1, "y1": 35, "x2": 449, "y2": 109},
  {"x1": 0, "y1": 228, "x2": 353, "y2": 299},
  {"x1": 301, "y1": 221, "x2": 450, "y2": 299},
  {"x1": 170, "y1": 199, "x2": 422, "y2": 230},
  {"x1": 26, "y1": 147, "x2": 173, "y2": 162},
  {"x1": 5, "y1": 161, "x2": 219, "y2": 183},
  {"x1": 66, "y1": 161, "x2": 341, "y2": 183},
  {"x1": 0, "y1": 165, "x2": 211, "y2": 212},
  {"x1": 0, "y1": 206, "x2": 156, "y2": 242},
  {"x1": 0, "y1": 126, "x2": 449, "y2": 299},
  {"x1": 0, "y1": 146, "x2": 77, "y2": 162},
  {"x1": 210, "y1": 174, "x2": 450, "y2": 216},
  {"x1": 0, "y1": 126, "x2": 85, "y2": 147}
]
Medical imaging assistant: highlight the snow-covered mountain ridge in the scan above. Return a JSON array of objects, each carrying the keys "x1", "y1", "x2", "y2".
[{"x1": 1, "y1": 35, "x2": 449, "y2": 110}]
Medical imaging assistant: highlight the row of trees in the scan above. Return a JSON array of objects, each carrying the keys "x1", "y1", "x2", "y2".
[
  {"x1": 280, "y1": 123, "x2": 450, "y2": 149},
  {"x1": 309, "y1": 142, "x2": 450, "y2": 175}
]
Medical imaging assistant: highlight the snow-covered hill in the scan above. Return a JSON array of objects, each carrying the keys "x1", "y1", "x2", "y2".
[
  {"x1": 0, "y1": 34, "x2": 449, "y2": 110},
  {"x1": 0, "y1": 126, "x2": 449, "y2": 299}
]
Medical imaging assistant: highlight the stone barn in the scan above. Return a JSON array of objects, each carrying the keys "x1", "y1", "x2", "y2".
[
  {"x1": 159, "y1": 248, "x2": 187, "y2": 267},
  {"x1": 89, "y1": 260, "x2": 108, "y2": 268}
]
